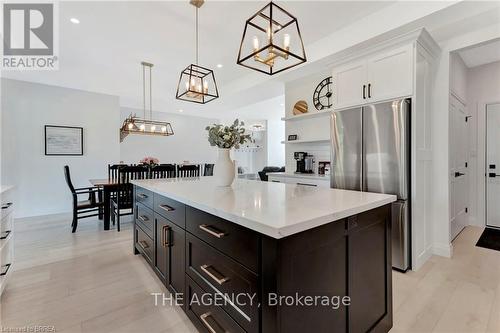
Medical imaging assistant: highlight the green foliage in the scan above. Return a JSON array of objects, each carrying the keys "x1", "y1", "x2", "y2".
[{"x1": 205, "y1": 119, "x2": 252, "y2": 149}]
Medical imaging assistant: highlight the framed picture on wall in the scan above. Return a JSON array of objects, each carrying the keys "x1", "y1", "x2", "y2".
[{"x1": 45, "y1": 125, "x2": 84, "y2": 156}]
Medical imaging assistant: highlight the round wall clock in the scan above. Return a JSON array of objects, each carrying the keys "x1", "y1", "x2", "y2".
[{"x1": 313, "y1": 76, "x2": 333, "y2": 110}]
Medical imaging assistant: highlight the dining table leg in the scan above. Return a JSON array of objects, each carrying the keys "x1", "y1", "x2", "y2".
[{"x1": 103, "y1": 186, "x2": 111, "y2": 230}]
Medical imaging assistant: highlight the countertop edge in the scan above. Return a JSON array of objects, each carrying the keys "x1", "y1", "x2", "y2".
[
  {"x1": 268, "y1": 172, "x2": 330, "y2": 181},
  {"x1": 131, "y1": 180, "x2": 397, "y2": 239}
]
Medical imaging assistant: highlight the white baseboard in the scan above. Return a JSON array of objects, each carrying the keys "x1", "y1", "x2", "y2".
[
  {"x1": 433, "y1": 242, "x2": 453, "y2": 258},
  {"x1": 412, "y1": 247, "x2": 433, "y2": 271}
]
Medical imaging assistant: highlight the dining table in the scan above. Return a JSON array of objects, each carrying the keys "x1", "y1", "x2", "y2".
[{"x1": 89, "y1": 178, "x2": 119, "y2": 230}]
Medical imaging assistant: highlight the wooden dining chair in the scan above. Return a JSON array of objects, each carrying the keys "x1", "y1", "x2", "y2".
[
  {"x1": 150, "y1": 164, "x2": 176, "y2": 179},
  {"x1": 203, "y1": 163, "x2": 214, "y2": 176},
  {"x1": 111, "y1": 165, "x2": 148, "y2": 231},
  {"x1": 177, "y1": 164, "x2": 200, "y2": 178},
  {"x1": 64, "y1": 166, "x2": 104, "y2": 233},
  {"x1": 108, "y1": 164, "x2": 126, "y2": 182}
]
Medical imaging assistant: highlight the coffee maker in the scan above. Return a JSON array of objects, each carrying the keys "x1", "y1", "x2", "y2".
[{"x1": 294, "y1": 152, "x2": 315, "y2": 173}]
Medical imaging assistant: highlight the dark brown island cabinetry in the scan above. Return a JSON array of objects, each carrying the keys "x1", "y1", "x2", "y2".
[{"x1": 133, "y1": 185, "x2": 393, "y2": 333}]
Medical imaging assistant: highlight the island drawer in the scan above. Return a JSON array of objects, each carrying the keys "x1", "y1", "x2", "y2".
[
  {"x1": 135, "y1": 225, "x2": 153, "y2": 264},
  {"x1": 186, "y1": 233, "x2": 259, "y2": 332},
  {"x1": 135, "y1": 188, "x2": 154, "y2": 209},
  {"x1": 154, "y1": 194, "x2": 185, "y2": 228},
  {"x1": 185, "y1": 275, "x2": 246, "y2": 333},
  {"x1": 135, "y1": 203, "x2": 154, "y2": 238},
  {"x1": 186, "y1": 207, "x2": 259, "y2": 273}
]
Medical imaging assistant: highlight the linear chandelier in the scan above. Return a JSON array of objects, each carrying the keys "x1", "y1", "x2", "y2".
[
  {"x1": 176, "y1": 0, "x2": 219, "y2": 104},
  {"x1": 237, "y1": 1, "x2": 306, "y2": 75},
  {"x1": 120, "y1": 62, "x2": 174, "y2": 142}
]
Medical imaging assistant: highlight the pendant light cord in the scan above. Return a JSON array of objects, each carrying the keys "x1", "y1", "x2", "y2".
[{"x1": 195, "y1": 7, "x2": 199, "y2": 65}]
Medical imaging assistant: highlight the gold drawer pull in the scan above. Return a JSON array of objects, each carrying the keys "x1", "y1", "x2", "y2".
[
  {"x1": 200, "y1": 264, "x2": 229, "y2": 285},
  {"x1": 159, "y1": 204, "x2": 175, "y2": 212},
  {"x1": 200, "y1": 312, "x2": 225, "y2": 333},
  {"x1": 138, "y1": 240, "x2": 149, "y2": 250},
  {"x1": 199, "y1": 224, "x2": 226, "y2": 238},
  {"x1": 137, "y1": 193, "x2": 148, "y2": 199},
  {"x1": 138, "y1": 215, "x2": 149, "y2": 222}
]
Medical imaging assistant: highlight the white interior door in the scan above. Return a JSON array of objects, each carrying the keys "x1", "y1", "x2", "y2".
[
  {"x1": 449, "y1": 95, "x2": 469, "y2": 240},
  {"x1": 486, "y1": 103, "x2": 500, "y2": 228}
]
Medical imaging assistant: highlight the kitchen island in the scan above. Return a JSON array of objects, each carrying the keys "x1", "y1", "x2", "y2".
[{"x1": 131, "y1": 177, "x2": 396, "y2": 333}]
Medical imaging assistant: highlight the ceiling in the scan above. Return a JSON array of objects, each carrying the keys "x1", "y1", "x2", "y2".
[
  {"x1": 458, "y1": 39, "x2": 500, "y2": 68},
  {"x1": 2, "y1": 1, "x2": 395, "y2": 118}
]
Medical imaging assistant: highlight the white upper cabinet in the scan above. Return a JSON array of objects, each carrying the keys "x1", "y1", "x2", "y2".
[
  {"x1": 332, "y1": 60, "x2": 367, "y2": 109},
  {"x1": 367, "y1": 45, "x2": 414, "y2": 102},
  {"x1": 332, "y1": 44, "x2": 414, "y2": 109}
]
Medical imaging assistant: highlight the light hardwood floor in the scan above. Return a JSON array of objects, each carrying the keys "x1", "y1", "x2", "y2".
[{"x1": 1, "y1": 215, "x2": 500, "y2": 332}]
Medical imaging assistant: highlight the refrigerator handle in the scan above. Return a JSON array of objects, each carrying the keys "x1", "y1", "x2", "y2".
[{"x1": 399, "y1": 99, "x2": 410, "y2": 199}]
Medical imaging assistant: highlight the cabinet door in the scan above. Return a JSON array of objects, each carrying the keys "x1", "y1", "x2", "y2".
[
  {"x1": 332, "y1": 60, "x2": 367, "y2": 109},
  {"x1": 155, "y1": 214, "x2": 186, "y2": 296},
  {"x1": 155, "y1": 216, "x2": 168, "y2": 280},
  {"x1": 347, "y1": 205, "x2": 392, "y2": 333},
  {"x1": 367, "y1": 45, "x2": 414, "y2": 102}
]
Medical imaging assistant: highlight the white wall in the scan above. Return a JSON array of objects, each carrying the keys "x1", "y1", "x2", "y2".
[
  {"x1": 450, "y1": 53, "x2": 468, "y2": 103},
  {"x1": 266, "y1": 118, "x2": 285, "y2": 167},
  {"x1": 119, "y1": 107, "x2": 217, "y2": 166},
  {"x1": 467, "y1": 60, "x2": 500, "y2": 227},
  {"x1": 1, "y1": 79, "x2": 120, "y2": 218}
]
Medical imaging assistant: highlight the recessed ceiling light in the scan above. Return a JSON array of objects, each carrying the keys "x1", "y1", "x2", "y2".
[
  {"x1": 178, "y1": 109, "x2": 184, "y2": 113},
  {"x1": 70, "y1": 18, "x2": 80, "y2": 24},
  {"x1": 217, "y1": 64, "x2": 223, "y2": 68}
]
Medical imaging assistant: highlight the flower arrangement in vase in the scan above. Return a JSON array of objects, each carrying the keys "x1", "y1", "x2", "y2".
[
  {"x1": 206, "y1": 119, "x2": 252, "y2": 186},
  {"x1": 139, "y1": 156, "x2": 159, "y2": 168}
]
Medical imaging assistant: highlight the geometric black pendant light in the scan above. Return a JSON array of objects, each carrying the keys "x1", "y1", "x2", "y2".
[
  {"x1": 237, "y1": 1, "x2": 306, "y2": 75},
  {"x1": 176, "y1": 0, "x2": 219, "y2": 104}
]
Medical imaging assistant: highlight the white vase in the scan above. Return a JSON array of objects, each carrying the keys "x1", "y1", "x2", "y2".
[{"x1": 214, "y1": 148, "x2": 235, "y2": 186}]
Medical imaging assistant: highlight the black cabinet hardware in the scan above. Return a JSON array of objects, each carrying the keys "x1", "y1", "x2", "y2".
[
  {"x1": 0, "y1": 264, "x2": 11, "y2": 276},
  {"x1": 296, "y1": 182, "x2": 317, "y2": 187},
  {"x1": 0, "y1": 230, "x2": 11, "y2": 240},
  {"x1": 368, "y1": 83, "x2": 372, "y2": 98},
  {"x1": 454, "y1": 172, "x2": 465, "y2": 177},
  {"x1": 363, "y1": 85, "x2": 366, "y2": 99},
  {"x1": 1, "y1": 202, "x2": 12, "y2": 210},
  {"x1": 489, "y1": 173, "x2": 500, "y2": 178},
  {"x1": 490, "y1": 164, "x2": 496, "y2": 169}
]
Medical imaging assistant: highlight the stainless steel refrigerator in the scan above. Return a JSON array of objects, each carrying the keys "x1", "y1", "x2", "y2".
[{"x1": 330, "y1": 98, "x2": 411, "y2": 271}]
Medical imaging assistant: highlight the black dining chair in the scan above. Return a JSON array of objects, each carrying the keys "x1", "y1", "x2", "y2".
[
  {"x1": 111, "y1": 165, "x2": 149, "y2": 231},
  {"x1": 150, "y1": 164, "x2": 176, "y2": 179},
  {"x1": 203, "y1": 163, "x2": 214, "y2": 176},
  {"x1": 64, "y1": 166, "x2": 104, "y2": 233},
  {"x1": 177, "y1": 164, "x2": 200, "y2": 177},
  {"x1": 108, "y1": 164, "x2": 126, "y2": 182}
]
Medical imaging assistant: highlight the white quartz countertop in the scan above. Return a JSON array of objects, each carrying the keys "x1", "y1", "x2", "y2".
[
  {"x1": 268, "y1": 172, "x2": 330, "y2": 181},
  {"x1": 131, "y1": 178, "x2": 396, "y2": 239}
]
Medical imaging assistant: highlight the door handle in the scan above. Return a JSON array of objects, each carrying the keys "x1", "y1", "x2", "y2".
[
  {"x1": 138, "y1": 240, "x2": 149, "y2": 250},
  {"x1": 489, "y1": 173, "x2": 500, "y2": 178},
  {"x1": 158, "y1": 204, "x2": 175, "y2": 212},
  {"x1": 368, "y1": 83, "x2": 372, "y2": 98},
  {"x1": 162, "y1": 225, "x2": 171, "y2": 247},
  {"x1": 454, "y1": 172, "x2": 465, "y2": 177},
  {"x1": 363, "y1": 85, "x2": 366, "y2": 99},
  {"x1": 138, "y1": 215, "x2": 149, "y2": 222},
  {"x1": 200, "y1": 264, "x2": 230, "y2": 285},
  {"x1": 200, "y1": 312, "x2": 224, "y2": 333},
  {"x1": 0, "y1": 230, "x2": 11, "y2": 240},
  {"x1": 199, "y1": 224, "x2": 226, "y2": 238}
]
